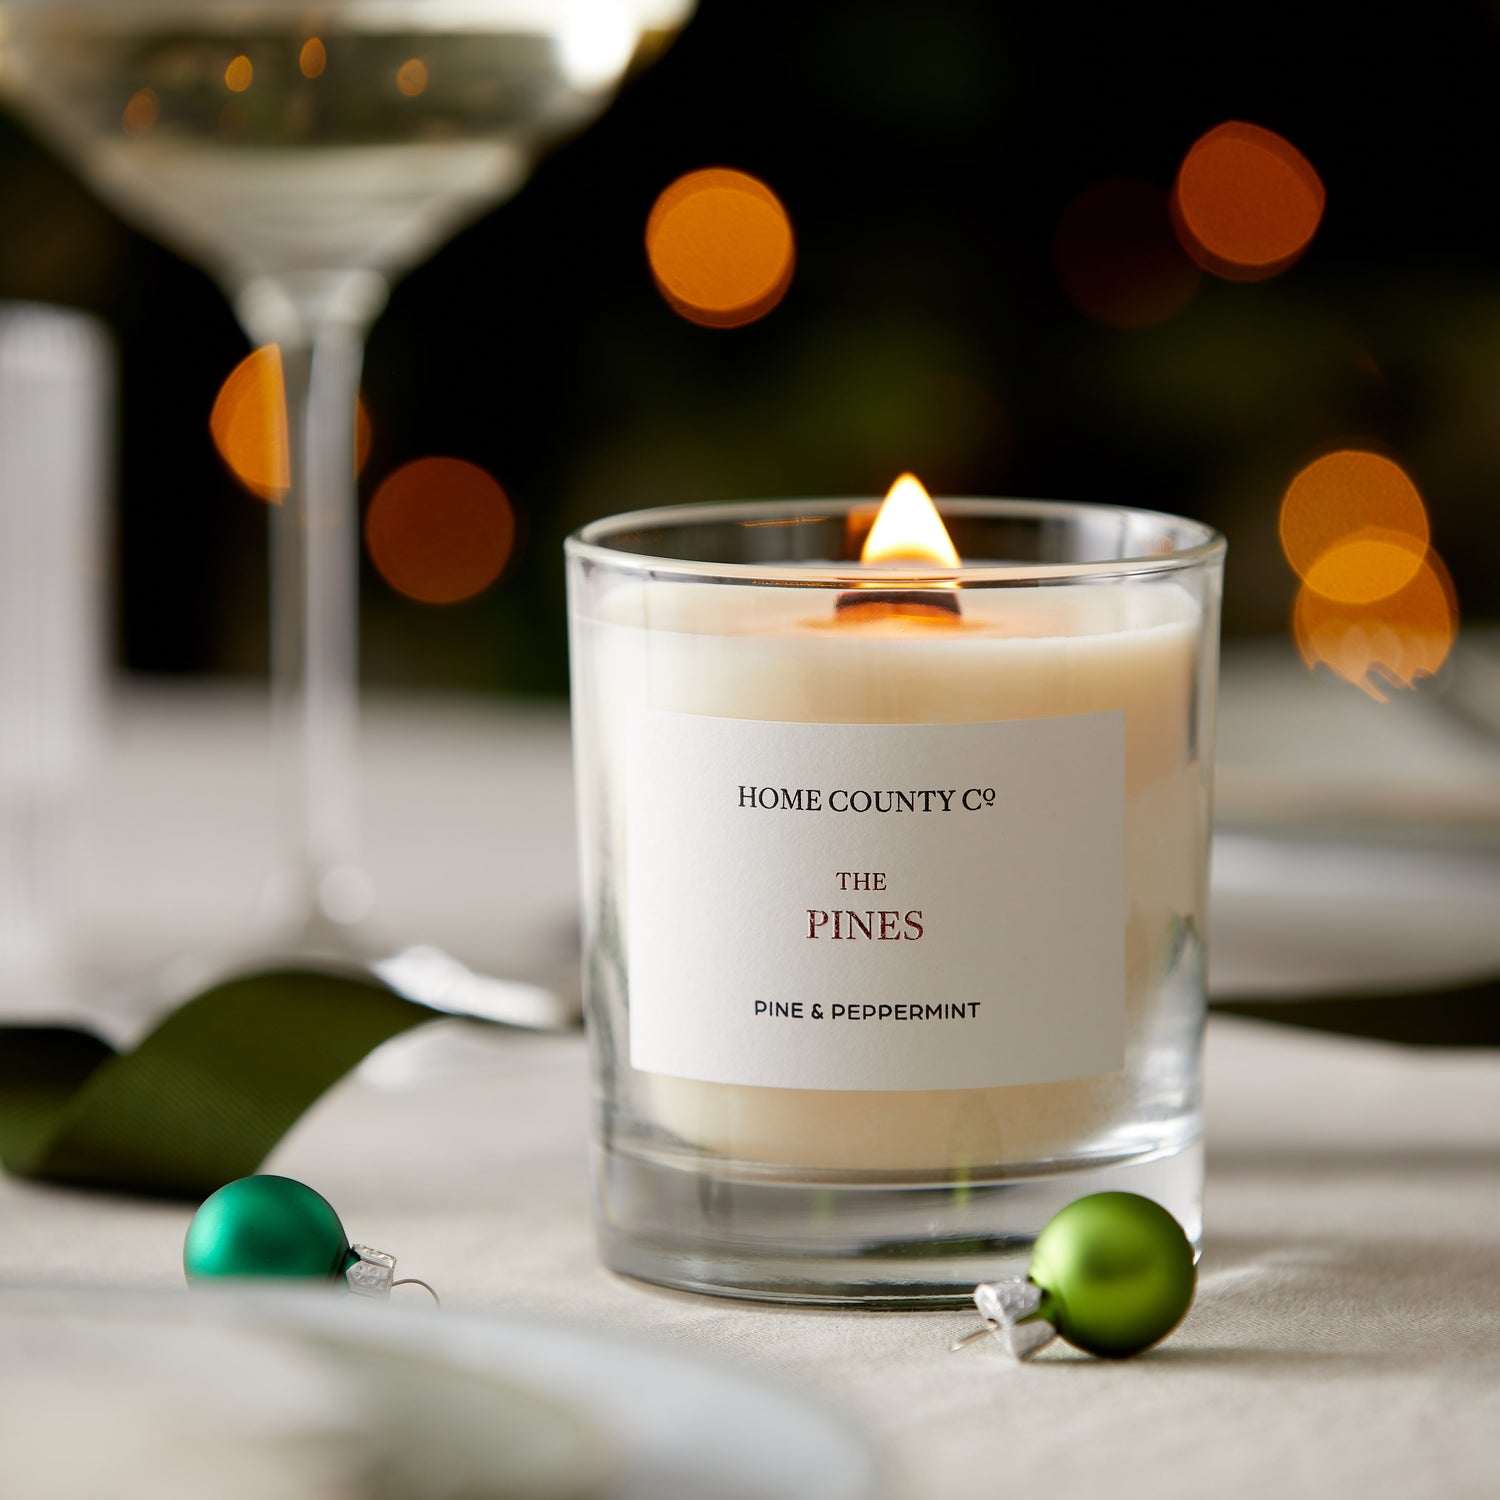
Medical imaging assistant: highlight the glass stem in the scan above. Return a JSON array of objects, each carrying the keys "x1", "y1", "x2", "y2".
[{"x1": 238, "y1": 270, "x2": 387, "y2": 952}]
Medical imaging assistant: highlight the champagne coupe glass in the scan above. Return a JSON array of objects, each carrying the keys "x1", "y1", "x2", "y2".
[{"x1": 0, "y1": 0, "x2": 690, "y2": 1012}]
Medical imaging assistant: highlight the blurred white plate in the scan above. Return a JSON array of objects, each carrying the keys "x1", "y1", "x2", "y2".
[
  {"x1": 1210, "y1": 634, "x2": 1500, "y2": 999},
  {"x1": 0, "y1": 1290, "x2": 878, "y2": 1500},
  {"x1": 1210, "y1": 831, "x2": 1500, "y2": 997}
]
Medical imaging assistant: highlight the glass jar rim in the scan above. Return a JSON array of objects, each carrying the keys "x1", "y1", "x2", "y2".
[{"x1": 566, "y1": 497, "x2": 1226, "y2": 586}]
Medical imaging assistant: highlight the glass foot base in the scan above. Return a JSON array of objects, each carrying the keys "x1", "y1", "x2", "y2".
[{"x1": 595, "y1": 1138, "x2": 1203, "y2": 1308}]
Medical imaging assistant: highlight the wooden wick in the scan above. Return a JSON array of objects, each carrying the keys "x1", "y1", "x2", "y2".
[{"x1": 834, "y1": 588, "x2": 962, "y2": 623}]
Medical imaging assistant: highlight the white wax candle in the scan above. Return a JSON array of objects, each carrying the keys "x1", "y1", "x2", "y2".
[{"x1": 582, "y1": 578, "x2": 1205, "y2": 1171}]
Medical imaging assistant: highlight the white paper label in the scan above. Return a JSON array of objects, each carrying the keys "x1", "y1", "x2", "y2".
[{"x1": 626, "y1": 709, "x2": 1125, "y2": 1091}]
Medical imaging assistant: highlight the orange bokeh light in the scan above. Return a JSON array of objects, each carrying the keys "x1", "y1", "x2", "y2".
[
  {"x1": 646, "y1": 168, "x2": 795, "y2": 328},
  {"x1": 211, "y1": 347, "x2": 289, "y2": 500},
  {"x1": 122, "y1": 87, "x2": 159, "y2": 136},
  {"x1": 1054, "y1": 178, "x2": 1201, "y2": 330},
  {"x1": 1172, "y1": 121, "x2": 1325, "y2": 281},
  {"x1": 396, "y1": 58, "x2": 429, "y2": 97},
  {"x1": 300, "y1": 37, "x2": 327, "y2": 79},
  {"x1": 1294, "y1": 548, "x2": 1457, "y2": 702},
  {"x1": 224, "y1": 54, "x2": 254, "y2": 93},
  {"x1": 364, "y1": 457, "x2": 515, "y2": 605},
  {"x1": 1301, "y1": 529, "x2": 1428, "y2": 607},
  {"x1": 1280, "y1": 450, "x2": 1428, "y2": 604},
  {"x1": 210, "y1": 346, "x2": 372, "y2": 503}
]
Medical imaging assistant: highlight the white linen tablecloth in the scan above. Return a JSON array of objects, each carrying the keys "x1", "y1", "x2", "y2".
[
  {"x1": 5, "y1": 1020, "x2": 1498, "y2": 1499},
  {"x1": 4, "y1": 644, "x2": 1500, "y2": 1498}
]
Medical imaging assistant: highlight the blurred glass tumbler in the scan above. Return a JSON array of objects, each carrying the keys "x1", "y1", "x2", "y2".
[
  {"x1": 566, "y1": 497, "x2": 1224, "y2": 1305},
  {"x1": 0, "y1": 303, "x2": 109, "y2": 1010}
]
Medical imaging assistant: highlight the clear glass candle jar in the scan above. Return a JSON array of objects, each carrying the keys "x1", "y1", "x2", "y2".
[{"x1": 565, "y1": 498, "x2": 1225, "y2": 1306}]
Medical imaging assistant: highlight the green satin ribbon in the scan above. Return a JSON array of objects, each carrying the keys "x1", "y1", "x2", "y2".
[
  {"x1": 0, "y1": 969, "x2": 432, "y2": 1199},
  {"x1": 0, "y1": 968, "x2": 1494, "y2": 1200}
]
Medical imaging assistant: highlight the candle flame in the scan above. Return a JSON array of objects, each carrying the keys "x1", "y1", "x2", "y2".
[{"x1": 861, "y1": 474, "x2": 960, "y2": 566}]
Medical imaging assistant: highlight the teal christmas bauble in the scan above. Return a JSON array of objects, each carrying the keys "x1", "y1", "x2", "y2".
[
  {"x1": 184, "y1": 1174, "x2": 354, "y2": 1283},
  {"x1": 1029, "y1": 1192, "x2": 1196, "y2": 1358}
]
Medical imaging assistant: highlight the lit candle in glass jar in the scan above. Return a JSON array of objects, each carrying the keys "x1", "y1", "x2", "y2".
[{"x1": 567, "y1": 479, "x2": 1222, "y2": 1304}]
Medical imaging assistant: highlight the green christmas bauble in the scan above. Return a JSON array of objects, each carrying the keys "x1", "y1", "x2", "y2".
[
  {"x1": 184, "y1": 1175, "x2": 354, "y2": 1284},
  {"x1": 1029, "y1": 1192, "x2": 1196, "y2": 1358}
]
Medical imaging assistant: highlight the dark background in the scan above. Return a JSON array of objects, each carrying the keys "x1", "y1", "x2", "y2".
[{"x1": 2, "y1": 0, "x2": 1497, "y2": 697}]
